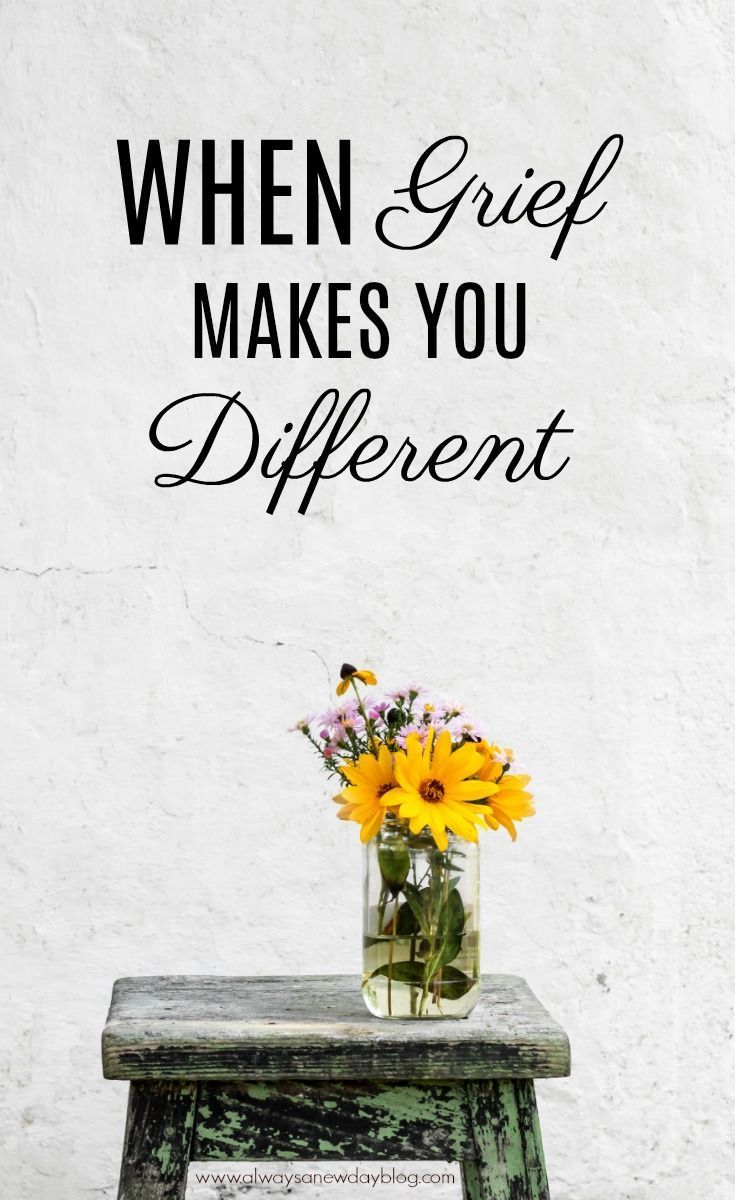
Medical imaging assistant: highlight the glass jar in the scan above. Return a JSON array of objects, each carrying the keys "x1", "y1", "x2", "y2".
[{"x1": 361, "y1": 816, "x2": 480, "y2": 1019}]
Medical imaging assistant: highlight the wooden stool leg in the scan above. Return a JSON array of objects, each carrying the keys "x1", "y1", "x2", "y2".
[
  {"x1": 461, "y1": 1080, "x2": 550, "y2": 1200},
  {"x1": 117, "y1": 1082, "x2": 197, "y2": 1200}
]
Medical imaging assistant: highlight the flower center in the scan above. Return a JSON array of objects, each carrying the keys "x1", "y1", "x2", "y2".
[
  {"x1": 376, "y1": 782, "x2": 394, "y2": 799},
  {"x1": 419, "y1": 778, "x2": 445, "y2": 804}
]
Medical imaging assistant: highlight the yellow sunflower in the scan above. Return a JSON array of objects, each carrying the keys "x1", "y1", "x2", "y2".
[
  {"x1": 381, "y1": 729, "x2": 498, "y2": 851},
  {"x1": 475, "y1": 741, "x2": 535, "y2": 841},
  {"x1": 333, "y1": 744, "x2": 395, "y2": 842},
  {"x1": 336, "y1": 662, "x2": 378, "y2": 696}
]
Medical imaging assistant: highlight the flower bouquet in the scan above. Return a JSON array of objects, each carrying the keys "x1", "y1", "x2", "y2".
[{"x1": 295, "y1": 664, "x2": 535, "y2": 1019}]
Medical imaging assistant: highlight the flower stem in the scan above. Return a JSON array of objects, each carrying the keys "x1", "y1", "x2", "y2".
[
  {"x1": 376, "y1": 881, "x2": 389, "y2": 935},
  {"x1": 434, "y1": 862, "x2": 451, "y2": 1013},
  {"x1": 387, "y1": 893, "x2": 398, "y2": 1017},
  {"x1": 419, "y1": 848, "x2": 451, "y2": 1016},
  {"x1": 350, "y1": 677, "x2": 379, "y2": 754},
  {"x1": 409, "y1": 858, "x2": 418, "y2": 1016}
]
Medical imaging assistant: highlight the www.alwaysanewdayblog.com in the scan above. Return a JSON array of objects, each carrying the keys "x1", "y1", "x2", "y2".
[{"x1": 193, "y1": 1166, "x2": 457, "y2": 1188}]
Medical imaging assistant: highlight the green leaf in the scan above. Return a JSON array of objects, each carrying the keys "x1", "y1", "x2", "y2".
[
  {"x1": 370, "y1": 960, "x2": 426, "y2": 988},
  {"x1": 370, "y1": 960, "x2": 474, "y2": 1002},
  {"x1": 435, "y1": 887, "x2": 465, "y2": 967},
  {"x1": 421, "y1": 889, "x2": 465, "y2": 979},
  {"x1": 440, "y1": 885, "x2": 465, "y2": 935},
  {"x1": 402, "y1": 883, "x2": 430, "y2": 935},
  {"x1": 432, "y1": 964, "x2": 473, "y2": 1000},
  {"x1": 395, "y1": 901, "x2": 419, "y2": 936},
  {"x1": 433, "y1": 936, "x2": 462, "y2": 971}
]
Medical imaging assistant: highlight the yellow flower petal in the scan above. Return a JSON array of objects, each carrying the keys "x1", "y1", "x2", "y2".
[
  {"x1": 442, "y1": 806, "x2": 479, "y2": 841},
  {"x1": 360, "y1": 809, "x2": 384, "y2": 842},
  {"x1": 427, "y1": 809, "x2": 448, "y2": 851},
  {"x1": 400, "y1": 796, "x2": 425, "y2": 814},
  {"x1": 445, "y1": 779, "x2": 498, "y2": 802},
  {"x1": 430, "y1": 729, "x2": 452, "y2": 775},
  {"x1": 489, "y1": 808, "x2": 518, "y2": 841},
  {"x1": 355, "y1": 670, "x2": 378, "y2": 686},
  {"x1": 440, "y1": 743, "x2": 484, "y2": 787},
  {"x1": 379, "y1": 786, "x2": 406, "y2": 807}
]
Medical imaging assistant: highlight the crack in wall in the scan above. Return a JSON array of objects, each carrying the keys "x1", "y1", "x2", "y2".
[
  {"x1": 181, "y1": 583, "x2": 331, "y2": 687},
  {"x1": 0, "y1": 564, "x2": 158, "y2": 578},
  {"x1": 1, "y1": 564, "x2": 331, "y2": 687}
]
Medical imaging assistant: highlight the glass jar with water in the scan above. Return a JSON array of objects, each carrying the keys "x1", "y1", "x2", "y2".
[{"x1": 361, "y1": 815, "x2": 480, "y2": 1019}]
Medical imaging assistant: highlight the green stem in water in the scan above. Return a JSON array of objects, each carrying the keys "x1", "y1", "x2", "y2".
[
  {"x1": 376, "y1": 881, "x2": 389, "y2": 935},
  {"x1": 410, "y1": 855, "x2": 419, "y2": 1015},
  {"x1": 386, "y1": 892, "x2": 399, "y2": 1017},
  {"x1": 435, "y1": 856, "x2": 451, "y2": 1012},
  {"x1": 419, "y1": 847, "x2": 451, "y2": 1016}
]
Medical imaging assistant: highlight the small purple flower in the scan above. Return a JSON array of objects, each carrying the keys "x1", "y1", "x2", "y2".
[
  {"x1": 446, "y1": 714, "x2": 487, "y2": 743},
  {"x1": 318, "y1": 699, "x2": 360, "y2": 727},
  {"x1": 394, "y1": 721, "x2": 442, "y2": 748},
  {"x1": 388, "y1": 683, "x2": 427, "y2": 702}
]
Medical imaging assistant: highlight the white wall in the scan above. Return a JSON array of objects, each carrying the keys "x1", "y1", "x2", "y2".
[{"x1": 1, "y1": 2, "x2": 733, "y2": 1198}]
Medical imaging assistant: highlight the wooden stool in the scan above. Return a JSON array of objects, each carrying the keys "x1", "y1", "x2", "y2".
[{"x1": 102, "y1": 974, "x2": 570, "y2": 1200}]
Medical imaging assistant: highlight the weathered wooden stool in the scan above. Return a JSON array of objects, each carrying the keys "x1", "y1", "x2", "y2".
[{"x1": 102, "y1": 974, "x2": 570, "y2": 1199}]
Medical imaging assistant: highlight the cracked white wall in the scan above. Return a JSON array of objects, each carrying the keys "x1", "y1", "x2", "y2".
[{"x1": 1, "y1": 3, "x2": 734, "y2": 1199}]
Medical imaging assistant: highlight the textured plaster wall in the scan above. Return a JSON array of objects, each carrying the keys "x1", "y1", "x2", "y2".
[{"x1": 1, "y1": 2, "x2": 734, "y2": 1198}]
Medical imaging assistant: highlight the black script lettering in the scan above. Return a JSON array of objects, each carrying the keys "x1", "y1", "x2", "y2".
[
  {"x1": 376, "y1": 136, "x2": 475, "y2": 250},
  {"x1": 148, "y1": 390, "x2": 574, "y2": 510},
  {"x1": 473, "y1": 434, "x2": 527, "y2": 481},
  {"x1": 295, "y1": 388, "x2": 372, "y2": 513},
  {"x1": 263, "y1": 390, "x2": 342, "y2": 511},
  {"x1": 149, "y1": 392, "x2": 259, "y2": 485},
  {"x1": 550, "y1": 134, "x2": 623, "y2": 259},
  {"x1": 525, "y1": 180, "x2": 566, "y2": 226},
  {"x1": 261, "y1": 421, "x2": 294, "y2": 481},
  {"x1": 376, "y1": 134, "x2": 623, "y2": 258},
  {"x1": 425, "y1": 435, "x2": 470, "y2": 480},
  {"x1": 531, "y1": 410, "x2": 574, "y2": 478},
  {"x1": 347, "y1": 435, "x2": 390, "y2": 480}
]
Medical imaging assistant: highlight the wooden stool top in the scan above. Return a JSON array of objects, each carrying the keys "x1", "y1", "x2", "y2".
[{"x1": 102, "y1": 974, "x2": 569, "y2": 1082}]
